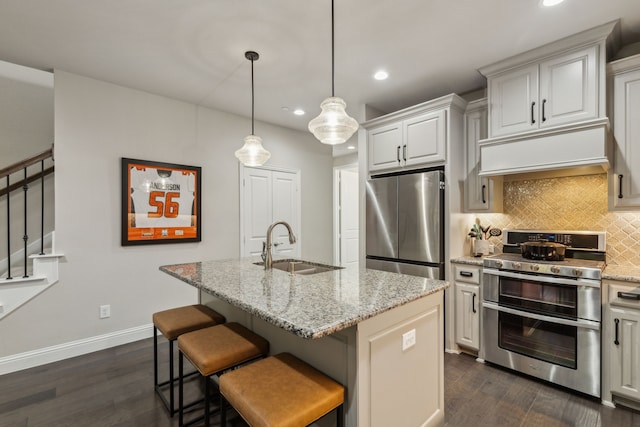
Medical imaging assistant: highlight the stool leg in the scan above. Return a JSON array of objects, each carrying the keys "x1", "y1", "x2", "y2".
[
  {"x1": 337, "y1": 404, "x2": 344, "y2": 427},
  {"x1": 153, "y1": 327, "x2": 158, "y2": 390},
  {"x1": 179, "y1": 351, "x2": 184, "y2": 427},
  {"x1": 204, "y1": 375, "x2": 210, "y2": 427},
  {"x1": 169, "y1": 339, "x2": 174, "y2": 416},
  {"x1": 220, "y1": 393, "x2": 226, "y2": 427}
]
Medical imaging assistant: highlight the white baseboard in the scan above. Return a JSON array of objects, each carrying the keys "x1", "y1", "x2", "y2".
[{"x1": 0, "y1": 323, "x2": 153, "y2": 375}]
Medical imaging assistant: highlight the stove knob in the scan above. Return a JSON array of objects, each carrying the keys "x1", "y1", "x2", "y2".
[
  {"x1": 573, "y1": 269, "x2": 583, "y2": 277},
  {"x1": 531, "y1": 264, "x2": 540, "y2": 272},
  {"x1": 550, "y1": 266, "x2": 561, "y2": 274},
  {"x1": 495, "y1": 260, "x2": 503, "y2": 268},
  {"x1": 512, "y1": 262, "x2": 522, "y2": 270}
]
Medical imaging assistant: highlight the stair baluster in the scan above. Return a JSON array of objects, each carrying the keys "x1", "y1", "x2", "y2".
[
  {"x1": 40, "y1": 160, "x2": 45, "y2": 256},
  {"x1": 5, "y1": 175, "x2": 12, "y2": 280},
  {"x1": 23, "y1": 168, "x2": 29, "y2": 278}
]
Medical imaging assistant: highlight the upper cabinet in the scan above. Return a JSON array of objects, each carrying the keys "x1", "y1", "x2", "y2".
[
  {"x1": 364, "y1": 94, "x2": 466, "y2": 174},
  {"x1": 489, "y1": 46, "x2": 598, "y2": 138},
  {"x1": 608, "y1": 54, "x2": 640, "y2": 210},
  {"x1": 464, "y1": 99, "x2": 502, "y2": 212},
  {"x1": 478, "y1": 21, "x2": 619, "y2": 177}
]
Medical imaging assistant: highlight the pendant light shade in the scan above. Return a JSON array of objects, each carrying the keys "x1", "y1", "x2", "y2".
[
  {"x1": 235, "y1": 51, "x2": 271, "y2": 166},
  {"x1": 308, "y1": 96, "x2": 359, "y2": 145},
  {"x1": 308, "y1": 0, "x2": 358, "y2": 145}
]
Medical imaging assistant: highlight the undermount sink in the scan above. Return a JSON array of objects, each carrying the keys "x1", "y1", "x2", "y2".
[{"x1": 254, "y1": 259, "x2": 344, "y2": 275}]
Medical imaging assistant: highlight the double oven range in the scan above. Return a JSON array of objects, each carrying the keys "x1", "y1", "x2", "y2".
[{"x1": 481, "y1": 230, "x2": 606, "y2": 398}]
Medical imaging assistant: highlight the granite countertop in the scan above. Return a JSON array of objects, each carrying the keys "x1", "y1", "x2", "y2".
[
  {"x1": 450, "y1": 256, "x2": 486, "y2": 266},
  {"x1": 602, "y1": 264, "x2": 640, "y2": 284},
  {"x1": 160, "y1": 258, "x2": 449, "y2": 340}
]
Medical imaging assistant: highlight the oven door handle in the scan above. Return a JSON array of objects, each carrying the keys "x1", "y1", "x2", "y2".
[
  {"x1": 482, "y1": 301, "x2": 600, "y2": 330},
  {"x1": 483, "y1": 268, "x2": 601, "y2": 288}
]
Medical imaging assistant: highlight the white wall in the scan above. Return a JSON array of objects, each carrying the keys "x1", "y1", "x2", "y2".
[
  {"x1": 0, "y1": 70, "x2": 333, "y2": 357},
  {"x1": 0, "y1": 61, "x2": 55, "y2": 262}
]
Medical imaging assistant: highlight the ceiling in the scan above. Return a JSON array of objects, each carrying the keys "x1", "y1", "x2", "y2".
[{"x1": 1, "y1": 0, "x2": 640, "y2": 157}]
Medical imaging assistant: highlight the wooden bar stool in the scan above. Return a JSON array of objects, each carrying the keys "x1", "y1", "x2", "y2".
[
  {"x1": 153, "y1": 304, "x2": 225, "y2": 416},
  {"x1": 219, "y1": 352, "x2": 345, "y2": 427},
  {"x1": 178, "y1": 322, "x2": 270, "y2": 427}
]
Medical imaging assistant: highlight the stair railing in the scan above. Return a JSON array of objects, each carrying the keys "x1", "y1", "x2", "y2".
[{"x1": 0, "y1": 146, "x2": 54, "y2": 280}]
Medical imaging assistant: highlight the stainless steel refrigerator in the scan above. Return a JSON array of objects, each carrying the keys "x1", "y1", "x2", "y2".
[{"x1": 366, "y1": 169, "x2": 444, "y2": 279}]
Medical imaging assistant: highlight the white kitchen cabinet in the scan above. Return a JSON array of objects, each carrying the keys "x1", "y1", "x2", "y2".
[
  {"x1": 365, "y1": 94, "x2": 466, "y2": 173},
  {"x1": 368, "y1": 122, "x2": 402, "y2": 171},
  {"x1": 603, "y1": 280, "x2": 640, "y2": 409},
  {"x1": 464, "y1": 99, "x2": 502, "y2": 212},
  {"x1": 487, "y1": 46, "x2": 599, "y2": 139},
  {"x1": 453, "y1": 264, "x2": 481, "y2": 353},
  {"x1": 477, "y1": 21, "x2": 617, "y2": 177},
  {"x1": 608, "y1": 54, "x2": 640, "y2": 210},
  {"x1": 403, "y1": 110, "x2": 446, "y2": 167}
]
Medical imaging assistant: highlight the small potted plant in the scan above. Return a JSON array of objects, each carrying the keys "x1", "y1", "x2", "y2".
[{"x1": 468, "y1": 219, "x2": 491, "y2": 257}]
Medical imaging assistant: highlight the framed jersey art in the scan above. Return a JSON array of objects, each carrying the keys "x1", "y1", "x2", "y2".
[{"x1": 121, "y1": 158, "x2": 201, "y2": 245}]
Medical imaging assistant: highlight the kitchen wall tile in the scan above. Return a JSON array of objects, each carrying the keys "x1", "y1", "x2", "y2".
[{"x1": 472, "y1": 174, "x2": 640, "y2": 266}]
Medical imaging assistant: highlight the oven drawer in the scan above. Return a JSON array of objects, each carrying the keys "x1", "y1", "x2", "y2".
[
  {"x1": 609, "y1": 282, "x2": 640, "y2": 309},
  {"x1": 455, "y1": 265, "x2": 480, "y2": 284}
]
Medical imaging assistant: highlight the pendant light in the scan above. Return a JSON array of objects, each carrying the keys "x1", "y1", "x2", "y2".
[
  {"x1": 308, "y1": 0, "x2": 359, "y2": 145},
  {"x1": 235, "y1": 51, "x2": 271, "y2": 166}
]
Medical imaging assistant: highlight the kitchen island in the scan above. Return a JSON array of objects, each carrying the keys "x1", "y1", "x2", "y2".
[{"x1": 160, "y1": 258, "x2": 449, "y2": 427}]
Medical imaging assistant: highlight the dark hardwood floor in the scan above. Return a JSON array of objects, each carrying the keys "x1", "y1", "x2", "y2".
[{"x1": 1, "y1": 338, "x2": 638, "y2": 426}]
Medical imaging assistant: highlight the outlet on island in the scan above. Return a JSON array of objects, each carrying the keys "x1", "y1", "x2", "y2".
[
  {"x1": 402, "y1": 329, "x2": 416, "y2": 351},
  {"x1": 99, "y1": 304, "x2": 111, "y2": 319}
]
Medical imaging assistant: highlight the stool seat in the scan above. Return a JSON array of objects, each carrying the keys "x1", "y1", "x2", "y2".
[
  {"x1": 178, "y1": 322, "x2": 269, "y2": 376},
  {"x1": 153, "y1": 304, "x2": 225, "y2": 341},
  {"x1": 220, "y1": 352, "x2": 345, "y2": 427}
]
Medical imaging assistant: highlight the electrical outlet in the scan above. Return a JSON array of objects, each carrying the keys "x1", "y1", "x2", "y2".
[
  {"x1": 99, "y1": 304, "x2": 111, "y2": 319},
  {"x1": 402, "y1": 329, "x2": 416, "y2": 351}
]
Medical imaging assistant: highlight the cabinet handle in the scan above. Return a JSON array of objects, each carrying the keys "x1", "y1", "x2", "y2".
[
  {"x1": 397, "y1": 146, "x2": 401, "y2": 163},
  {"x1": 403, "y1": 144, "x2": 407, "y2": 161},
  {"x1": 460, "y1": 271, "x2": 473, "y2": 277},
  {"x1": 482, "y1": 184, "x2": 487, "y2": 204},
  {"x1": 472, "y1": 293, "x2": 477, "y2": 314},
  {"x1": 618, "y1": 291, "x2": 640, "y2": 301},
  {"x1": 618, "y1": 174, "x2": 624, "y2": 199},
  {"x1": 614, "y1": 318, "x2": 620, "y2": 346},
  {"x1": 531, "y1": 102, "x2": 536, "y2": 124},
  {"x1": 542, "y1": 99, "x2": 547, "y2": 122}
]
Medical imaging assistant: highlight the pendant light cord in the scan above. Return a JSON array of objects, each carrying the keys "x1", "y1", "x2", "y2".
[
  {"x1": 251, "y1": 56, "x2": 255, "y2": 135},
  {"x1": 331, "y1": 0, "x2": 335, "y2": 97}
]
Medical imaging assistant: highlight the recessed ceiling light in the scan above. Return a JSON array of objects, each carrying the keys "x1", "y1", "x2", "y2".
[
  {"x1": 374, "y1": 70, "x2": 389, "y2": 81},
  {"x1": 541, "y1": 0, "x2": 564, "y2": 6},
  {"x1": 293, "y1": 109, "x2": 305, "y2": 116},
  {"x1": 347, "y1": 145, "x2": 356, "y2": 150}
]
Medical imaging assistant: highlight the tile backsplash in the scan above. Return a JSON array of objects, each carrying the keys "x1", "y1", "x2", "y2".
[{"x1": 473, "y1": 173, "x2": 640, "y2": 266}]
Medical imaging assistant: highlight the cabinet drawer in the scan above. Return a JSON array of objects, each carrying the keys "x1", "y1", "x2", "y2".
[
  {"x1": 454, "y1": 265, "x2": 480, "y2": 284},
  {"x1": 609, "y1": 283, "x2": 640, "y2": 309}
]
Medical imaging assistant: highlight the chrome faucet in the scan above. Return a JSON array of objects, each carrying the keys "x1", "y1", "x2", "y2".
[{"x1": 262, "y1": 221, "x2": 297, "y2": 269}]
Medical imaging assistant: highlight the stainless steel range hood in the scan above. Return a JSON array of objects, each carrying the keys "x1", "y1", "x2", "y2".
[{"x1": 478, "y1": 118, "x2": 611, "y2": 178}]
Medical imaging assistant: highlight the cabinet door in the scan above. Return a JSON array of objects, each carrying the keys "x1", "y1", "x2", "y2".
[
  {"x1": 403, "y1": 110, "x2": 446, "y2": 167},
  {"x1": 608, "y1": 306, "x2": 640, "y2": 401},
  {"x1": 455, "y1": 282, "x2": 480, "y2": 351},
  {"x1": 464, "y1": 105, "x2": 502, "y2": 212},
  {"x1": 539, "y1": 46, "x2": 598, "y2": 128},
  {"x1": 612, "y1": 66, "x2": 640, "y2": 208},
  {"x1": 368, "y1": 123, "x2": 402, "y2": 172},
  {"x1": 488, "y1": 64, "x2": 538, "y2": 138}
]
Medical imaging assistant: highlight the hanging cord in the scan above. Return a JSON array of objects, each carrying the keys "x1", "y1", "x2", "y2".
[
  {"x1": 331, "y1": 0, "x2": 335, "y2": 97},
  {"x1": 251, "y1": 55, "x2": 255, "y2": 135}
]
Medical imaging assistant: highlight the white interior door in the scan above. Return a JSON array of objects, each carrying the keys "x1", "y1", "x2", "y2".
[
  {"x1": 241, "y1": 166, "x2": 300, "y2": 258},
  {"x1": 271, "y1": 171, "x2": 299, "y2": 257},
  {"x1": 336, "y1": 167, "x2": 359, "y2": 267}
]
